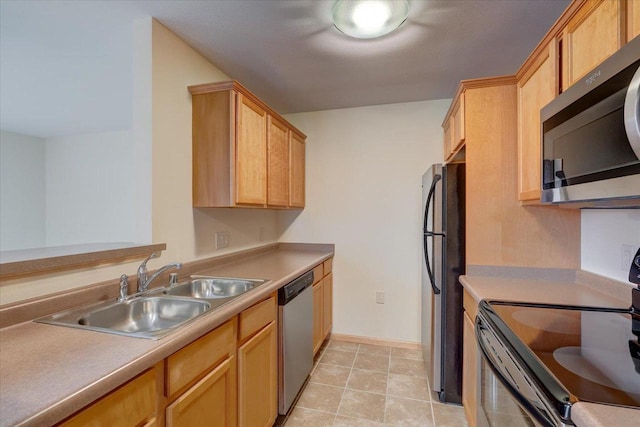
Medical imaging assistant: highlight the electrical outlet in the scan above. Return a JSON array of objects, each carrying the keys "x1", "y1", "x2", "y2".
[
  {"x1": 622, "y1": 244, "x2": 634, "y2": 270},
  {"x1": 215, "y1": 231, "x2": 230, "y2": 249},
  {"x1": 375, "y1": 291, "x2": 385, "y2": 304}
]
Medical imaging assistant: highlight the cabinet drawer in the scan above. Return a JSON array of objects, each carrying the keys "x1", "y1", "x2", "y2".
[
  {"x1": 239, "y1": 295, "x2": 276, "y2": 342},
  {"x1": 323, "y1": 258, "x2": 333, "y2": 275},
  {"x1": 167, "y1": 318, "x2": 237, "y2": 399},
  {"x1": 60, "y1": 368, "x2": 156, "y2": 427},
  {"x1": 312, "y1": 264, "x2": 323, "y2": 285}
]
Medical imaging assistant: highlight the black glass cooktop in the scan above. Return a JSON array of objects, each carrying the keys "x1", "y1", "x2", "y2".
[{"x1": 484, "y1": 301, "x2": 640, "y2": 409}]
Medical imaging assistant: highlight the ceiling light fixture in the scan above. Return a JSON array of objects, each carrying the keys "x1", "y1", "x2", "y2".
[{"x1": 332, "y1": 0, "x2": 410, "y2": 39}]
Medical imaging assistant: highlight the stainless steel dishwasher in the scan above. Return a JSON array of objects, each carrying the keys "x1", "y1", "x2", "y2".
[{"x1": 278, "y1": 270, "x2": 314, "y2": 415}]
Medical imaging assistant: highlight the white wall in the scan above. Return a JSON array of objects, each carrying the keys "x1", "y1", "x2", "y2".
[
  {"x1": 581, "y1": 209, "x2": 640, "y2": 285},
  {"x1": 281, "y1": 100, "x2": 450, "y2": 343},
  {"x1": 149, "y1": 19, "x2": 280, "y2": 268},
  {"x1": 0, "y1": 19, "x2": 282, "y2": 305},
  {"x1": 45, "y1": 130, "x2": 136, "y2": 246},
  {"x1": 0, "y1": 130, "x2": 46, "y2": 250}
]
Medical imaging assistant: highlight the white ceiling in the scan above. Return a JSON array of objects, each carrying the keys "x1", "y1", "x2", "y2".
[{"x1": 0, "y1": 0, "x2": 570, "y2": 138}]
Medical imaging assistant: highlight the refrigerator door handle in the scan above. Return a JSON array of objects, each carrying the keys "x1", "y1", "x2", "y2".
[
  {"x1": 423, "y1": 173, "x2": 442, "y2": 295},
  {"x1": 423, "y1": 234, "x2": 441, "y2": 294},
  {"x1": 423, "y1": 173, "x2": 442, "y2": 234}
]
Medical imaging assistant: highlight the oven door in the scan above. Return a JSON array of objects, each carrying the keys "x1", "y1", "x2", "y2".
[{"x1": 475, "y1": 313, "x2": 567, "y2": 427}]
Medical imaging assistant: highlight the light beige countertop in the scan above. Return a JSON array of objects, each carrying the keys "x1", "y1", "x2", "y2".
[
  {"x1": 460, "y1": 266, "x2": 639, "y2": 427},
  {"x1": 0, "y1": 244, "x2": 333, "y2": 427}
]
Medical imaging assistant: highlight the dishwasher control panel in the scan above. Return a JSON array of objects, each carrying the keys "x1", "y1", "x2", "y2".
[{"x1": 279, "y1": 270, "x2": 314, "y2": 305}]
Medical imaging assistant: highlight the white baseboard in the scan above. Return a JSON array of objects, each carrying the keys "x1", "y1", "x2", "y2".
[{"x1": 328, "y1": 332, "x2": 421, "y2": 350}]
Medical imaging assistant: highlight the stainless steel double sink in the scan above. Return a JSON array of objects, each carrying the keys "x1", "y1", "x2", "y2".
[{"x1": 37, "y1": 276, "x2": 267, "y2": 339}]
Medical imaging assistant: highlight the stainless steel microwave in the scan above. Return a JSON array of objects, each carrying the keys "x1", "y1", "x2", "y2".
[{"x1": 540, "y1": 36, "x2": 640, "y2": 207}]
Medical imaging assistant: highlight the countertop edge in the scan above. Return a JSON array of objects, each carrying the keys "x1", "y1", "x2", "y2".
[
  {"x1": 460, "y1": 267, "x2": 630, "y2": 308},
  {"x1": 572, "y1": 402, "x2": 640, "y2": 427}
]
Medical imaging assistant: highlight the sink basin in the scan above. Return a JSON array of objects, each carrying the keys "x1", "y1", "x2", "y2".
[
  {"x1": 37, "y1": 276, "x2": 267, "y2": 339},
  {"x1": 37, "y1": 296, "x2": 210, "y2": 339},
  {"x1": 79, "y1": 296, "x2": 210, "y2": 333},
  {"x1": 164, "y1": 277, "x2": 266, "y2": 300}
]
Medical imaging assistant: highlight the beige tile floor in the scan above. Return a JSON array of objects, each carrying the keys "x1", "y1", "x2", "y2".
[{"x1": 283, "y1": 340, "x2": 468, "y2": 427}]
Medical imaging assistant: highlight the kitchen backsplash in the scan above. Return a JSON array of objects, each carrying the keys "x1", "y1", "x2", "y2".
[{"x1": 581, "y1": 209, "x2": 640, "y2": 284}]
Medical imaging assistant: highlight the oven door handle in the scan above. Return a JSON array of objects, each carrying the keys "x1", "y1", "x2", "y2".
[
  {"x1": 624, "y1": 65, "x2": 640, "y2": 160},
  {"x1": 475, "y1": 315, "x2": 560, "y2": 427}
]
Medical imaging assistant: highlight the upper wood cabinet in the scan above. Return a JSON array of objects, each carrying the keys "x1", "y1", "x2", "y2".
[
  {"x1": 561, "y1": 0, "x2": 624, "y2": 90},
  {"x1": 289, "y1": 131, "x2": 306, "y2": 208},
  {"x1": 442, "y1": 91, "x2": 465, "y2": 163},
  {"x1": 443, "y1": 120, "x2": 453, "y2": 161},
  {"x1": 189, "y1": 80, "x2": 306, "y2": 209},
  {"x1": 517, "y1": 41, "x2": 558, "y2": 203}
]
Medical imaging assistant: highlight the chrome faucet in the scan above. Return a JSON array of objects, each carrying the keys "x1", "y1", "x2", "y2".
[{"x1": 137, "y1": 252, "x2": 182, "y2": 293}]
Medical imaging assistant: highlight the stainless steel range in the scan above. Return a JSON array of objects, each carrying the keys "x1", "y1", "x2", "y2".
[
  {"x1": 476, "y1": 299, "x2": 640, "y2": 426},
  {"x1": 474, "y1": 250, "x2": 640, "y2": 426}
]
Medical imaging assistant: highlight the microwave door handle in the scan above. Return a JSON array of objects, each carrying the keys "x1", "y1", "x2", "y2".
[{"x1": 624, "y1": 65, "x2": 640, "y2": 160}]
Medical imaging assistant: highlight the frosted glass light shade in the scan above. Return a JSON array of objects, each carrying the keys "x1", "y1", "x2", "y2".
[{"x1": 332, "y1": 0, "x2": 410, "y2": 39}]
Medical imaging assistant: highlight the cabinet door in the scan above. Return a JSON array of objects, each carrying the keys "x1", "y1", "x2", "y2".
[
  {"x1": 60, "y1": 369, "x2": 157, "y2": 427},
  {"x1": 562, "y1": 0, "x2": 623, "y2": 89},
  {"x1": 463, "y1": 312, "x2": 478, "y2": 427},
  {"x1": 517, "y1": 42, "x2": 557, "y2": 202},
  {"x1": 443, "y1": 119, "x2": 453, "y2": 161},
  {"x1": 289, "y1": 132, "x2": 305, "y2": 207},
  {"x1": 236, "y1": 93, "x2": 267, "y2": 205},
  {"x1": 452, "y1": 93, "x2": 466, "y2": 153},
  {"x1": 313, "y1": 280, "x2": 323, "y2": 355},
  {"x1": 267, "y1": 116, "x2": 289, "y2": 207},
  {"x1": 322, "y1": 272, "x2": 333, "y2": 339},
  {"x1": 629, "y1": 0, "x2": 640, "y2": 41},
  {"x1": 238, "y1": 321, "x2": 278, "y2": 427},
  {"x1": 166, "y1": 356, "x2": 237, "y2": 427}
]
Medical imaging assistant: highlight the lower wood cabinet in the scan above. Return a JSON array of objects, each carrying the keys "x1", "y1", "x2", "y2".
[
  {"x1": 462, "y1": 311, "x2": 478, "y2": 427},
  {"x1": 313, "y1": 258, "x2": 334, "y2": 355},
  {"x1": 59, "y1": 365, "x2": 159, "y2": 427},
  {"x1": 237, "y1": 295, "x2": 278, "y2": 427},
  {"x1": 166, "y1": 318, "x2": 238, "y2": 427},
  {"x1": 58, "y1": 293, "x2": 282, "y2": 427},
  {"x1": 313, "y1": 279, "x2": 324, "y2": 354},
  {"x1": 322, "y1": 272, "x2": 333, "y2": 338},
  {"x1": 166, "y1": 355, "x2": 237, "y2": 427},
  {"x1": 238, "y1": 321, "x2": 277, "y2": 427}
]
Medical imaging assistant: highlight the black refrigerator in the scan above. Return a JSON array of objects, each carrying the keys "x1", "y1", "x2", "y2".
[{"x1": 420, "y1": 163, "x2": 465, "y2": 404}]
